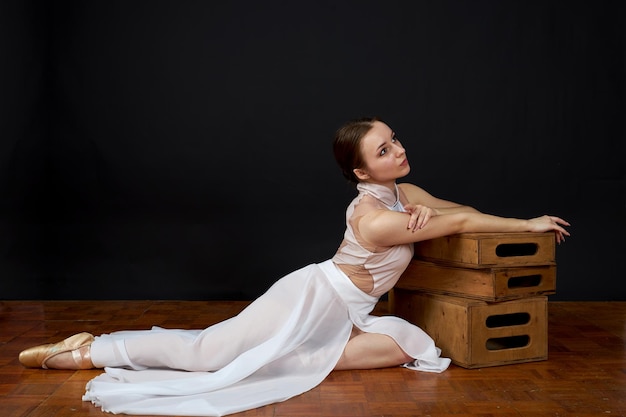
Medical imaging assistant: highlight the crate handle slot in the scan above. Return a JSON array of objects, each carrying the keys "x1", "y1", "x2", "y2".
[
  {"x1": 485, "y1": 335, "x2": 530, "y2": 351},
  {"x1": 507, "y1": 274, "x2": 542, "y2": 289},
  {"x1": 495, "y1": 243, "x2": 538, "y2": 257},
  {"x1": 485, "y1": 312, "x2": 530, "y2": 328}
]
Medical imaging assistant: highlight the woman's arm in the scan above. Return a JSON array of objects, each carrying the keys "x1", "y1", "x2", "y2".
[
  {"x1": 398, "y1": 183, "x2": 480, "y2": 230},
  {"x1": 399, "y1": 183, "x2": 479, "y2": 215},
  {"x1": 359, "y1": 210, "x2": 570, "y2": 248}
]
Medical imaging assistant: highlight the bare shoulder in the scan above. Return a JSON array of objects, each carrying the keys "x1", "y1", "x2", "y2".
[
  {"x1": 397, "y1": 183, "x2": 431, "y2": 200},
  {"x1": 398, "y1": 182, "x2": 463, "y2": 208},
  {"x1": 397, "y1": 183, "x2": 423, "y2": 193}
]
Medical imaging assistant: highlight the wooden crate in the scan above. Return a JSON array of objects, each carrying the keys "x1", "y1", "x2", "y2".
[
  {"x1": 414, "y1": 232, "x2": 555, "y2": 268},
  {"x1": 393, "y1": 290, "x2": 548, "y2": 368},
  {"x1": 396, "y1": 260, "x2": 556, "y2": 301}
]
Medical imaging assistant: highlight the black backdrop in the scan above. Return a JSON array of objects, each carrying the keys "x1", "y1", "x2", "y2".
[{"x1": 1, "y1": 0, "x2": 624, "y2": 301}]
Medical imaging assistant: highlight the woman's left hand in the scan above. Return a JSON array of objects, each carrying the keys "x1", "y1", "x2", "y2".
[
  {"x1": 404, "y1": 204, "x2": 437, "y2": 231},
  {"x1": 527, "y1": 215, "x2": 571, "y2": 244}
]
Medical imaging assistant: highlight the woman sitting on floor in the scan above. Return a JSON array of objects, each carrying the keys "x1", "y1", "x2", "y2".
[{"x1": 19, "y1": 116, "x2": 570, "y2": 416}]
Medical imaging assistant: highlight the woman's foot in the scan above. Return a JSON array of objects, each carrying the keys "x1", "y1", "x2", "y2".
[{"x1": 19, "y1": 332, "x2": 95, "y2": 369}]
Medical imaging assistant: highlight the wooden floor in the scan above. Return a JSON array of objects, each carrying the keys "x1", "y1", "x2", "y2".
[{"x1": 1, "y1": 300, "x2": 625, "y2": 417}]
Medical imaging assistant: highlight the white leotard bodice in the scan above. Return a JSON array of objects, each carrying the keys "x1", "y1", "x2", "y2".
[{"x1": 332, "y1": 182, "x2": 414, "y2": 297}]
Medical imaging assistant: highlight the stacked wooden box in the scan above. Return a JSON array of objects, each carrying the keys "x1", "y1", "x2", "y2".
[{"x1": 392, "y1": 232, "x2": 556, "y2": 368}]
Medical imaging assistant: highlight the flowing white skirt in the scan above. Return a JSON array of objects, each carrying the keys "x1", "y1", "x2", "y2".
[{"x1": 83, "y1": 260, "x2": 450, "y2": 416}]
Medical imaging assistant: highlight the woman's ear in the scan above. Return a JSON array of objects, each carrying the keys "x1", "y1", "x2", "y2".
[{"x1": 353, "y1": 168, "x2": 370, "y2": 181}]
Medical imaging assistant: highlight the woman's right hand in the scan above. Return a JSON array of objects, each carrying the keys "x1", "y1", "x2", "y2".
[
  {"x1": 404, "y1": 204, "x2": 437, "y2": 232},
  {"x1": 527, "y1": 215, "x2": 571, "y2": 243}
]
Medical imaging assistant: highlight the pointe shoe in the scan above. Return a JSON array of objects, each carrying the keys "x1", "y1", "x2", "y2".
[{"x1": 19, "y1": 332, "x2": 95, "y2": 369}]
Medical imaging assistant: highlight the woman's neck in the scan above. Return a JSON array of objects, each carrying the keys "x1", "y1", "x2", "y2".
[{"x1": 363, "y1": 180, "x2": 396, "y2": 195}]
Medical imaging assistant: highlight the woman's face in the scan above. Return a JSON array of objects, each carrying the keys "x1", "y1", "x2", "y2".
[{"x1": 354, "y1": 121, "x2": 410, "y2": 187}]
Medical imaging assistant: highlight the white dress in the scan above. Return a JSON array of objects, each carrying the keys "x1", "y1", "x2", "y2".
[{"x1": 83, "y1": 182, "x2": 450, "y2": 416}]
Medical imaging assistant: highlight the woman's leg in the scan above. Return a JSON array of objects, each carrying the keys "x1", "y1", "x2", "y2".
[
  {"x1": 25, "y1": 309, "x2": 284, "y2": 371},
  {"x1": 22, "y1": 265, "x2": 343, "y2": 372},
  {"x1": 333, "y1": 329, "x2": 413, "y2": 371}
]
